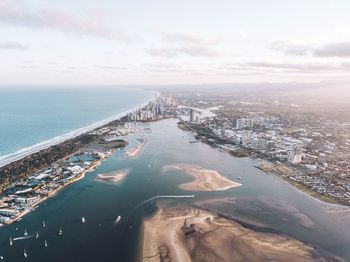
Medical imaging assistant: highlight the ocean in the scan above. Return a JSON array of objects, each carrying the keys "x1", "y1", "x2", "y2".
[{"x1": 0, "y1": 87, "x2": 155, "y2": 166}]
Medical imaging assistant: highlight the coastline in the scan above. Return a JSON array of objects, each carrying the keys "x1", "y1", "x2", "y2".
[
  {"x1": 0, "y1": 90, "x2": 159, "y2": 168},
  {"x1": 0, "y1": 91, "x2": 160, "y2": 227},
  {"x1": 257, "y1": 162, "x2": 350, "y2": 209},
  {"x1": 1, "y1": 154, "x2": 108, "y2": 226}
]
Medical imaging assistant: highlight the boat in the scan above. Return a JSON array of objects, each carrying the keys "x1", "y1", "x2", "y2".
[
  {"x1": 0, "y1": 256, "x2": 4, "y2": 260},
  {"x1": 189, "y1": 140, "x2": 199, "y2": 143},
  {"x1": 148, "y1": 162, "x2": 151, "y2": 168},
  {"x1": 237, "y1": 177, "x2": 242, "y2": 180},
  {"x1": 23, "y1": 249, "x2": 28, "y2": 258},
  {"x1": 42, "y1": 220, "x2": 46, "y2": 228},
  {"x1": 9, "y1": 237, "x2": 12, "y2": 246},
  {"x1": 24, "y1": 229, "x2": 28, "y2": 236},
  {"x1": 114, "y1": 216, "x2": 121, "y2": 225},
  {"x1": 82, "y1": 217, "x2": 86, "y2": 223},
  {"x1": 35, "y1": 232, "x2": 39, "y2": 239},
  {"x1": 44, "y1": 240, "x2": 48, "y2": 247},
  {"x1": 59, "y1": 227, "x2": 63, "y2": 235}
]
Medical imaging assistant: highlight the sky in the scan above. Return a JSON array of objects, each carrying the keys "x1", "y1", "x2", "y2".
[{"x1": 0, "y1": 0, "x2": 350, "y2": 85}]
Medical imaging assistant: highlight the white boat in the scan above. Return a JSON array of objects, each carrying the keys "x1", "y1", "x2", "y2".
[
  {"x1": 23, "y1": 249, "x2": 28, "y2": 258},
  {"x1": 44, "y1": 240, "x2": 47, "y2": 248},
  {"x1": 35, "y1": 232, "x2": 39, "y2": 239},
  {"x1": 148, "y1": 162, "x2": 151, "y2": 168},
  {"x1": 24, "y1": 230, "x2": 28, "y2": 236},
  {"x1": 59, "y1": 227, "x2": 63, "y2": 235},
  {"x1": 114, "y1": 216, "x2": 121, "y2": 225},
  {"x1": 9, "y1": 237, "x2": 12, "y2": 246},
  {"x1": 82, "y1": 217, "x2": 86, "y2": 223},
  {"x1": 0, "y1": 256, "x2": 4, "y2": 260},
  {"x1": 42, "y1": 221, "x2": 46, "y2": 228}
]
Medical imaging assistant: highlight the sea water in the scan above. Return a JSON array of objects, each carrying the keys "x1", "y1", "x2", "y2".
[{"x1": 0, "y1": 86, "x2": 155, "y2": 166}]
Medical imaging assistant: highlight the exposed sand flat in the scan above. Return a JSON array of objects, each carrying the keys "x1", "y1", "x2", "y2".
[
  {"x1": 126, "y1": 139, "x2": 147, "y2": 158},
  {"x1": 162, "y1": 164, "x2": 241, "y2": 191},
  {"x1": 141, "y1": 207, "x2": 328, "y2": 262},
  {"x1": 96, "y1": 169, "x2": 129, "y2": 184}
]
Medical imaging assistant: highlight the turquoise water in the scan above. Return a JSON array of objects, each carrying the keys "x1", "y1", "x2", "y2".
[{"x1": 0, "y1": 87, "x2": 155, "y2": 166}]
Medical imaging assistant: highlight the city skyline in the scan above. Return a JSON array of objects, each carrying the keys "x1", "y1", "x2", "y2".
[{"x1": 1, "y1": 0, "x2": 350, "y2": 85}]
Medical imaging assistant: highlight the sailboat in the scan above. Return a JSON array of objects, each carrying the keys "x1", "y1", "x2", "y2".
[
  {"x1": 35, "y1": 232, "x2": 39, "y2": 239},
  {"x1": 114, "y1": 216, "x2": 121, "y2": 225},
  {"x1": 42, "y1": 220, "x2": 46, "y2": 228},
  {"x1": 9, "y1": 238, "x2": 12, "y2": 246},
  {"x1": 81, "y1": 217, "x2": 86, "y2": 223},
  {"x1": 24, "y1": 229, "x2": 28, "y2": 236},
  {"x1": 23, "y1": 249, "x2": 28, "y2": 258},
  {"x1": 59, "y1": 227, "x2": 63, "y2": 235},
  {"x1": 44, "y1": 240, "x2": 48, "y2": 248}
]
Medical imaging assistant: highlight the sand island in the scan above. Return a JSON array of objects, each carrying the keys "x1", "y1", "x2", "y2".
[
  {"x1": 96, "y1": 169, "x2": 129, "y2": 184},
  {"x1": 125, "y1": 139, "x2": 148, "y2": 158},
  {"x1": 162, "y1": 164, "x2": 241, "y2": 191},
  {"x1": 141, "y1": 206, "x2": 328, "y2": 262}
]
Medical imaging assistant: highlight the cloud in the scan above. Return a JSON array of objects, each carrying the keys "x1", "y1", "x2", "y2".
[
  {"x1": 240, "y1": 62, "x2": 350, "y2": 74},
  {"x1": 94, "y1": 65, "x2": 129, "y2": 70},
  {"x1": 0, "y1": 40, "x2": 28, "y2": 50},
  {"x1": 313, "y1": 42, "x2": 350, "y2": 57},
  {"x1": 146, "y1": 45, "x2": 221, "y2": 58},
  {"x1": 0, "y1": 0, "x2": 133, "y2": 42},
  {"x1": 270, "y1": 41, "x2": 309, "y2": 56},
  {"x1": 159, "y1": 32, "x2": 220, "y2": 45},
  {"x1": 272, "y1": 41, "x2": 350, "y2": 58}
]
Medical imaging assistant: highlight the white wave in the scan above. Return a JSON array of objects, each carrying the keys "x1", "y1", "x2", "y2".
[{"x1": 0, "y1": 91, "x2": 160, "y2": 168}]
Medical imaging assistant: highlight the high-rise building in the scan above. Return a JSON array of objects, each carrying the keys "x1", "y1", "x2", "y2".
[
  {"x1": 189, "y1": 109, "x2": 200, "y2": 124},
  {"x1": 287, "y1": 147, "x2": 302, "y2": 163}
]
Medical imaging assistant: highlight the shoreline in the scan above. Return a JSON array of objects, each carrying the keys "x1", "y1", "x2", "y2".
[
  {"x1": 257, "y1": 162, "x2": 350, "y2": 209},
  {"x1": 0, "y1": 91, "x2": 159, "y2": 168},
  {"x1": 1, "y1": 156, "x2": 107, "y2": 226}
]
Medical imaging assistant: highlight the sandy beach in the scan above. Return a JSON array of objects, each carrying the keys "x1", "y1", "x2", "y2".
[
  {"x1": 141, "y1": 206, "x2": 328, "y2": 262},
  {"x1": 162, "y1": 164, "x2": 241, "y2": 191},
  {"x1": 126, "y1": 139, "x2": 147, "y2": 158},
  {"x1": 96, "y1": 169, "x2": 129, "y2": 184}
]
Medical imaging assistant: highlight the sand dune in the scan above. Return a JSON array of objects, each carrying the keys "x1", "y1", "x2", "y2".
[
  {"x1": 162, "y1": 164, "x2": 241, "y2": 191},
  {"x1": 141, "y1": 207, "x2": 328, "y2": 262}
]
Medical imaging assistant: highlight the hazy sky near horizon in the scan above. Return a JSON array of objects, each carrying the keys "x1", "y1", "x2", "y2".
[{"x1": 1, "y1": 0, "x2": 350, "y2": 85}]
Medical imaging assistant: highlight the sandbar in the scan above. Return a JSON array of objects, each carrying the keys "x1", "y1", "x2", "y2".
[
  {"x1": 96, "y1": 169, "x2": 129, "y2": 184},
  {"x1": 141, "y1": 206, "x2": 327, "y2": 262},
  {"x1": 162, "y1": 164, "x2": 241, "y2": 191},
  {"x1": 126, "y1": 139, "x2": 147, "y2": 158}
]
